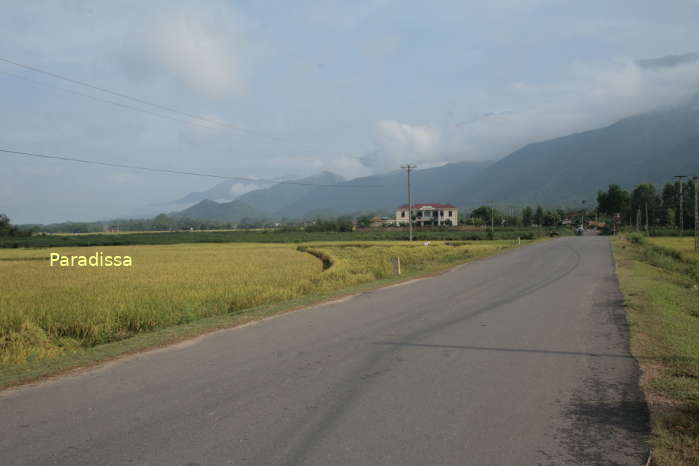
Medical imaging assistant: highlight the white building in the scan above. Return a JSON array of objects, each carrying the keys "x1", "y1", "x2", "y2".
[{"x1": 395, "y1": 203, "x2": 458, "y2": 226}]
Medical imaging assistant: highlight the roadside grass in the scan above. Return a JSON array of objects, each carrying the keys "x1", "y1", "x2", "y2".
[
  {"x1": 0, "y1": 239, "x2": 523, "y2": 389},
  {"x1": 612, "y1": 236, "x2": 699, "y2": 465}
]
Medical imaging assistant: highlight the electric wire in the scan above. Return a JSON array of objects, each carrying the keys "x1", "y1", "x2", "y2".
[
  {"x1": 0, "y1": 70, "x2": 224, "y2": 132},
  {"x1": 0, "y1": 56, "x2": 286, "y2": 141},
  {"x1": 0, "y1": 148, "x2": 383, "y2": 188}
]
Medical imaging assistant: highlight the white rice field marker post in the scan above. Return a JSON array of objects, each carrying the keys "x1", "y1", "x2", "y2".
[{"x1": 393, "y1": 257, "x2": 401, "y2": 276}]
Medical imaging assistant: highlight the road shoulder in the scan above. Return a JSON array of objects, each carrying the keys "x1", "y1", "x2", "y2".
[{"x1": 612, "y1": 236, "x2": 699, "y2": 465}]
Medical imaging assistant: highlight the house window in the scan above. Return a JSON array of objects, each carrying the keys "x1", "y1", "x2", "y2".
[
  {"x1": 401, "y1": 211, "x2": 405, "y2": 218},
  {"x1": 422, "y1": 211, "x2": 432, "y2": 218},
  {"x1": 440, "y1": 210, "x2": 444, "y2": 217},
  {"x1": 448, "y1": 210, "x2": 453, "y2": 217}
]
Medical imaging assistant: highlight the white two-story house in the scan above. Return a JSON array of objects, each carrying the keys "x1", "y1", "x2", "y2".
[{"x1": 395, "y1": 203, "x2": 458, "y2": 226}]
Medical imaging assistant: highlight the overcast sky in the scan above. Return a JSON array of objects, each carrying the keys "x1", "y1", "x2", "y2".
[{"x1": 2, "y1": 0, "x2": 699, "y2": 223}]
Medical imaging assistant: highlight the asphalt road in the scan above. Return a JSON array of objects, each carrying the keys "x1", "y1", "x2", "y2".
[{"x1": 1, "y1": 237, "x2": 649, "y2": 465}]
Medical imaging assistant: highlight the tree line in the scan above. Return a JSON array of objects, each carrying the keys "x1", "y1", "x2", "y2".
[
  {"x1": 14, "y1": 214, "x2": 277, "y2": 234},
  {"x1": 468, "y1": 205, "x2": 570, "y2": 227},
  {"x1": 597, "y1": 181, "x2": 696, "y2": 229},
  {"x1": 0, "y1": 214, "x2": 26, "y2": 237}
]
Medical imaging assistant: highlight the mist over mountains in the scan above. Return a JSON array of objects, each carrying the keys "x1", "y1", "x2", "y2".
[{"x1": 170, "y1": 99, "x2": 699, "y2": 222}]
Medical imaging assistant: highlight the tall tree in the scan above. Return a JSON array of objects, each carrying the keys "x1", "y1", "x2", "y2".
[
  {"x1": 597, "y1": 184, "x2": 630, "y2": 217},
  {"x1": 684, "y1": 180, "x2": 696, "y2": 230},
  {"x1": 659, "y1": 180, "x2": 696, "y2": 228},
  {"x1": 0, "y1": 214, "x2": 13, "y2": 236},
  {"x1": 630, "y1": 184, "x2": 660, "y2": 227},
  {"x1": 534, "y1": 205, "x2": 545, "y2": 225},
  {"x1": 470, "y1": 206, "x2": 501, "y2": 225}
]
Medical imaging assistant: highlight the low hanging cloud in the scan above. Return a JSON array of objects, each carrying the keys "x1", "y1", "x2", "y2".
[
  {"x1": 446, "y1": 55, "x2": 699, "y2": 161},
  {"x1": 360, "y1": 120, "x2": 442, "y2": 172},
  {"x1": 142, "y1": 5, "x2": 245, "y2": 98},
  {"x1": 360, "y1": 54, "x2": 699, "y2": 173}
]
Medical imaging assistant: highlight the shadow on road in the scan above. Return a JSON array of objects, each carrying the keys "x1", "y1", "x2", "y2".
[{"x1": 373, "y1": 341, "x2": 633, "y2": 359}]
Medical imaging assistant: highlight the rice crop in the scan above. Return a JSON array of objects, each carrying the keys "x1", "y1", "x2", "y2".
[
  {"x1": 649, "y1": 237, "x2": 699, "y2": 260},
  {"x1": 0, "y1": 240, "x2": 515, "y2": 367}
]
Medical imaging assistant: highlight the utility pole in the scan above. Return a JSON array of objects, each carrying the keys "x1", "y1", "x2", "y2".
[
  {"x1": 645, "y1": 201, "x2": 649, "y2": 235},
  {"x1": 675, "y1": 175, "x2": 688, "y2": 236},
  {"x1": 636, "y1": 208, "x2": 641, "y2": 232},
  {"x1": 694, "y1": 176, "x2": 699, "y2": 252},
  {"x1": 490, "y1": 204, "x2": 494, "y2": 234},
  {"x1": 401, "y1": 164, "x2": 416, "y2": 241}
]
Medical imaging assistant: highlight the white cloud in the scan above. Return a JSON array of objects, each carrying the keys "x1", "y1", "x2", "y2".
[
  {"x1": 264, "y1": 154, "x2": 371, "y2": 181},
  {"x1": 356, "y1": 57, "x2": 699, "y2": 172},
  {"x1": 362, "y1": 120, "x2": 441, "y2": 172},
  {"x1": 441, "y1": 57, "x2": 699, "y2": 162},
  {"x1": 143, "y1": 5, "x2": 245, "y2": 98},
  {"x1": 228, "y1": 182, "x2": 260, "y2": 197}
]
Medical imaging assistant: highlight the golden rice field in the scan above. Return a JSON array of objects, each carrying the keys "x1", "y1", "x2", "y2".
[
  {"x1": 649, "y1": 237, "x2": 699, "y2": 259},
  {"x1": 0, "y1": 240, "x2": 516, "y2": 368}
]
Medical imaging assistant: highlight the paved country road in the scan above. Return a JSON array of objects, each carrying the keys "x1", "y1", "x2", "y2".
[{"x1": 0, "y1": 237, "x2": 649, "y2": 465}]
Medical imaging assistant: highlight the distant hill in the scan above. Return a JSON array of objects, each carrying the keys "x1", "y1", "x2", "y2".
[
  {"x1": 164, "y1": 100, "x2": 699, "y2": 220},
  {"x1": 172, "y1": 200, "x2": 265, "y2": 223},
  {"x1": 167, "y1": 172, "x2": 342, "y2": 206},
  {"x1": 169, "y1": 179, "x2": 251, "y2": 204},
  {"x1": 449, "y1": 101, "x2": 699, "y2": 208},
  {"x1": 236, "y1": 171, "x2": 345, "y2": 214},
  {"x1": 278, "y1": 161, "x2": 490, "y2": 218}
]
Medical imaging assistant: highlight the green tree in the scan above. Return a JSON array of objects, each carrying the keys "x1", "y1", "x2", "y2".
[
  {"x1": 356, "y1": 214, "x2": 373, "y2": 228},
  {"x1": 683, "y1": 180, "x2": 696, "y2": 230},
  {"x1": 470, "y1": 206, "x2": 501, "y2": 226},
  {"x1": 630, "y1": 183, "x2": 661, "y2": 227},
  {"x1": 663, "y1": 181, "x2": 696, "y2": 229},
  {"x1": 522, "y1": 206, "x2": 533, "y2": 226},
  {"x1": 534, "y1": 205, "x2": 545, "y2": 226},
  {"x1": 542, "y1": 210, "x2": 558, "y2": 226},
  {"x1": 0, "y1": 214, "x2": 15, "y2": 236},
  {"x1": 597, "y1": 184, "x2": 630, "y2": 217},
  {"x1": 153, "y1": 214, "x2": 176, "y2": 231}
]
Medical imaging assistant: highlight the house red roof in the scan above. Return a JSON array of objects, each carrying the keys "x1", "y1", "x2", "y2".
[{"x1": 398, "y1": 203, "x2": 456, "y2": 209}]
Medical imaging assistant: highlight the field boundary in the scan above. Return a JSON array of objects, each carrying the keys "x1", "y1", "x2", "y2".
[
  {"x1": 612, "y1": 236, "x2": 699, "y2": 465},
  {"x1": 0, "y1": 239, "x2": 538, "y2": 391}
]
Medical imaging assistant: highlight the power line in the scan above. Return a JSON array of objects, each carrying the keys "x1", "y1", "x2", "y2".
[
  {"x1": 1, "y1": 69, "x2": 330, "y2": 165},
  {"x1": 0, "y1": 148, "x2": 383, "y2": 188},
  {"x1": 0, "y1": 56, "x2": 286, "y2": 142},
  {"x1": 0, "y1": 70, "x2": 223, "y2": 132}
]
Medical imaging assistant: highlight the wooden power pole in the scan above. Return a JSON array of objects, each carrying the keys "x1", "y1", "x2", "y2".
[
  {"x1": 675, "y1": 175, "x2": 688, "y2": 236},
  {"x1": 401, "y1": 164, "x2": 416, "y2": 241},
  {"x1": 645, "y1": 201, "x2": 649, "y2": 235}
]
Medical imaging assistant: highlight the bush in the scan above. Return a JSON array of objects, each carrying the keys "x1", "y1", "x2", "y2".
[{"x1": 627, "y1": 233, "x2": 647, "y2": 245}]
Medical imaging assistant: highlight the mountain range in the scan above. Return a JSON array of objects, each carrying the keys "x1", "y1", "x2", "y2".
[{"x1": 170, "y1": 100, "x2": 699, "y2": 222}]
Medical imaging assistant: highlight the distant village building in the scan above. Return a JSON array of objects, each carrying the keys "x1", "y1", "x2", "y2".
[
  {"x1": 368, "y1": 216, "x2": 385, "y2": 228},
  {"x1": 395, "y1": 203, "x2": 458, "y2": 226}
]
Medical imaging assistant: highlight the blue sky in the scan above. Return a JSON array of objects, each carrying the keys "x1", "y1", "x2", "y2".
[{"x1": 2, "y1": 0, "x2": 699, "y2": 223}]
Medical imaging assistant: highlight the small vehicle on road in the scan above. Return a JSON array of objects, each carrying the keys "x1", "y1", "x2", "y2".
[{"x1": 575, "y1": 226, "x2": 584, "y2": 236}]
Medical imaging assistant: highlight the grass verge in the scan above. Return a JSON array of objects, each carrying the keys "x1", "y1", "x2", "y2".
[
  {"x1": 612, "y1": 236, "x2": 699, "y2": 465},
  {"x1": 0, "y1": 240, "x2": 521, "y2": 390}
]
